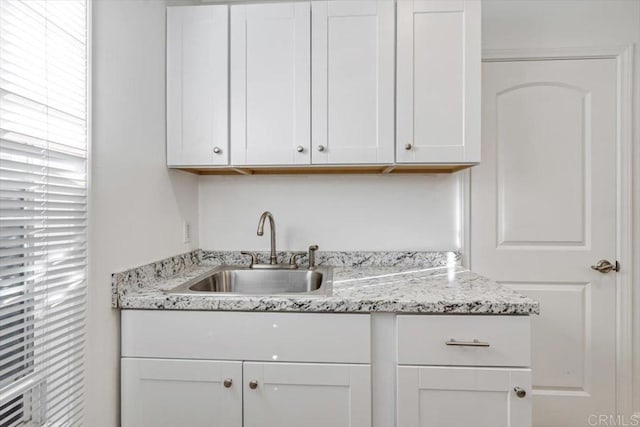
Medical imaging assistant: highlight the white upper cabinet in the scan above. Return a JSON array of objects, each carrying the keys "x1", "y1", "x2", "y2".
[
  {"x1": 396, "y1": 0, "x2": 480, "y2": 163},
  {"x1": 230, "y1": 2, "x2": 311, "y2": 166},
  {"x1": 166, "y1": 0, "x2": 481, "y2": 170},
  {"x1": 311, "y1": 0, "x2": 394, "y2": 164},
  {"x1": 166, "y1": 6, "x2": 229, "y2": 166}
]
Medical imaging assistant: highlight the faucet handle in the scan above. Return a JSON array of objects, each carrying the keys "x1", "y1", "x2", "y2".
[
  {"x1": 308, "y1": 245, "x2": 319, "y2": 268},
  {"x1": 289, "y1": 252, "x2": 307, "y2": 268},
  {"x1": 241, "y1": 251, "x2": 259, "y2": 267}
]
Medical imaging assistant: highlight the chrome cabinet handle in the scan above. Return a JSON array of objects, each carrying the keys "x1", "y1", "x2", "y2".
[
  {"x1": 445, "y1": 338, "x2": 490, "y2": 347},
  {"x1": 590, "y1": 259, "x2": 619, "y2": 273},
  {"x1": 317, "y1": 145, "x2": 325, "y2": 152},
  {"x1": 223, "y1": 378, "x2": 232, "y2": 388},
  {"x1": 213, "y1": 146, "x2": 222, "y2": 154},
  {"x1": 249, "y1": 380, "x2": 258, "y2": 390},
  {"x1": 514, "y1": 387, "x2": 526, "y2": 398},
  {"x1": 404, "y1": 143, "x2": 412, "y2": 150},
  {"x1": 296, "y1": 145, "x2": 304, "y2": 153}
]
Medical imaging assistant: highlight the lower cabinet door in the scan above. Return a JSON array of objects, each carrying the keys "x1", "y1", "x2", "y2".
[
  {"x1": 397, "y1": 366, "x2": 531, "y2": 427},
  {"x1": 243, "y1": 362, "x2": 371, "y2": 427},
  {"x1": 121, "y1": 358, "x2": 242, "y2": 427}
]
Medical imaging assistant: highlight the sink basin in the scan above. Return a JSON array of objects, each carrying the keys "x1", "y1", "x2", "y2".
[{"x1": 167, "y1": 266, "x2": 333, "y2": 296}]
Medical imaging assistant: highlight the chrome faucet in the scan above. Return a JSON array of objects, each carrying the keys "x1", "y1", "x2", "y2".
[
  {"x1": 257, "y1": 211, "x2": 278, "y2": 265},
  {"x1": 241, "y1": 211, "x2": 318, "y2": 270}
]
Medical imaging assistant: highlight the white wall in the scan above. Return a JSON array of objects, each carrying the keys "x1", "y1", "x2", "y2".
[
  {"x1": 483, "y1": 0, "x2": 639, "y2": 50},
  {"x1": 199, "y1": 174, "x2": 463, "y2": 251},
  {"x1": 482, "y1": 0, "x2": 640, "y2": 416},
  {"x1": 86, "y1": 1, "x2": 199, "y2": 426}
]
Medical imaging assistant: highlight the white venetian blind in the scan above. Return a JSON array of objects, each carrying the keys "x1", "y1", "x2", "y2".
[{"x1": 0, "y1": 0, "x2": 88, "y2": 425}]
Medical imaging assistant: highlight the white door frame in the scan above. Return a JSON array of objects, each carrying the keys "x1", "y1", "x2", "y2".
[{"x1": 472, "y1": 45, "x2": 636, "y2": 419}]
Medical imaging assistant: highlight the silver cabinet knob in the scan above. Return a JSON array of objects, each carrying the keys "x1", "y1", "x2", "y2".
[
  {"x1": 514, "y1": 387, "x2": 526, "y2": 398},
  {"x1": 404, "y1": 143, "x2": 413, "y2": 150},
  {"x1": 590, "y1": 259, "x2": 619, "y2": 273},
  {"x1": 223, "y1": 378, "x2": 232, "y2": 388},
  {"x1": 317, "y1": 145, "x2": 325, "y2": 152},
  {"x1": 213, "y1": 146, "x2": 222, "y2": 154},
  {"x1": 296, "y1": 146, "x2": 304, "y2": 153},
  {"x1": 249, "y1": 380, "x2": 258, "y2": 390}
]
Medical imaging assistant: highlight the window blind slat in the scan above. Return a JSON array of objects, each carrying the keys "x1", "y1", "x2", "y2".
[
  {"x1": 0, "y1": 397, "x2": 23, "y2": 420},
  {"x1": 0, "y1": 249, "x2": 86, "y2": 269},
  {"x1": 0, "y1": 169, "x2": 87, "y2": 188},
  {"x1": 0, "y1": 245, "x2": 86, "y2": 263},
  {"x1": 0, "y1": 336, "x2": 85, "y2": 396},
  {"x1": 0, "y1": 297, "x2": 86, "y2": 345},
  {"x1": 1, "y1": 139, "x2": 88, "y2": 165},
  {"x1": 0, "y1": 294, "x2": 86, "y2": 337},
  {"x1": 0, "y1": 322, "x2": 85, "y2": 377},
  {"x1": 46, "y1": 379, "x2": 85, "y2": 426},
  {"x1": 0, "y1": 0, "x2": 87, "y2": 424}
]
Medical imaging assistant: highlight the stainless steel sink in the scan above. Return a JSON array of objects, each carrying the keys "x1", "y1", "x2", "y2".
[{"x1": 167, "y1": 266, "x2": 333, "y2": 296}]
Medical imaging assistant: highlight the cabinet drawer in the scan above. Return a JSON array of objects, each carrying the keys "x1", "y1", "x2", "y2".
[
  {"x1": 397, "y1": 315, "x2": 530, "y2": 367},
  {"x1": 122, "y1": 310, "x2": 370, "y2": 363}
]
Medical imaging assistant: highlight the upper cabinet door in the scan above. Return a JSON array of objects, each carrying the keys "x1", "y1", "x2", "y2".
[
  {"x1": 311, "y1": 0, "x2": 394, "y2": 164},
  {"x1": 396, "y1": 0, "x2": 480, "y2": 163},
  {"x1": 230, "y1": 3, "x2": 311, "y2": 166},
  {"x1": 166, "y1": 6, "x2": 229, "y2": 166}
]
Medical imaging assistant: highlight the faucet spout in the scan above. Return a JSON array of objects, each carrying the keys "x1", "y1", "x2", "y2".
[{"x1": 257, "y1": 211, "x2": 277, "y2": 264}]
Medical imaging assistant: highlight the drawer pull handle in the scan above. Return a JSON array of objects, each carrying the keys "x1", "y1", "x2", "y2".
[
  {"x1": 514, "y1": 387, "x2": 526, "y2": 398},
  {"x1": 445, "y1": 338, "x2": 490, "y2": 347}
]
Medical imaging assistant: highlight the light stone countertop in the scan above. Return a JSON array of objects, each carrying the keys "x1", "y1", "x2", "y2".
[{"x1": 113, "y1": 251, "x2": 539, "y2": 314}]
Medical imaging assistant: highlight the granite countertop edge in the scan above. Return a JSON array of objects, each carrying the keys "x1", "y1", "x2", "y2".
[{"x1": 112, "y1": 250, "x2": 540, "y2": 315}]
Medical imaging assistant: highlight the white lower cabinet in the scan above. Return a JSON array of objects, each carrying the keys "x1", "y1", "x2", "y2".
[
  {"x1": 121, "y1": 358, "x2": 242, "y2": 427},
  {"x1": 121, "y1": 358, "x2": 370, "y2": 427},
  {"x1": 397, "y1": 366, "x2": 532, "y2": 427},
  {"x1": 244, "y1": 362, "x2": 371, "y2": 427},
  {"x1": 395, "y1": 314, "x2": 532, "y2": 427},
  {"x1": 121, "y1": 311, "x2": 532, "y2": 426}
]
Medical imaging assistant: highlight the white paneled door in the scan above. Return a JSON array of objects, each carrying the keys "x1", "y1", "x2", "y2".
[
  {"x1": 311, "y1": 0, "x2": 394, "y2": 164},
  {"x1": 230, "y1": 2, "x2": 310, "y2": 165},
  {"x1": 243, "y1": 362, "x2": 371, "y2": 427},
  {"x1": 472, "y1": 58, "x2": 618, "y2": 426}
]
